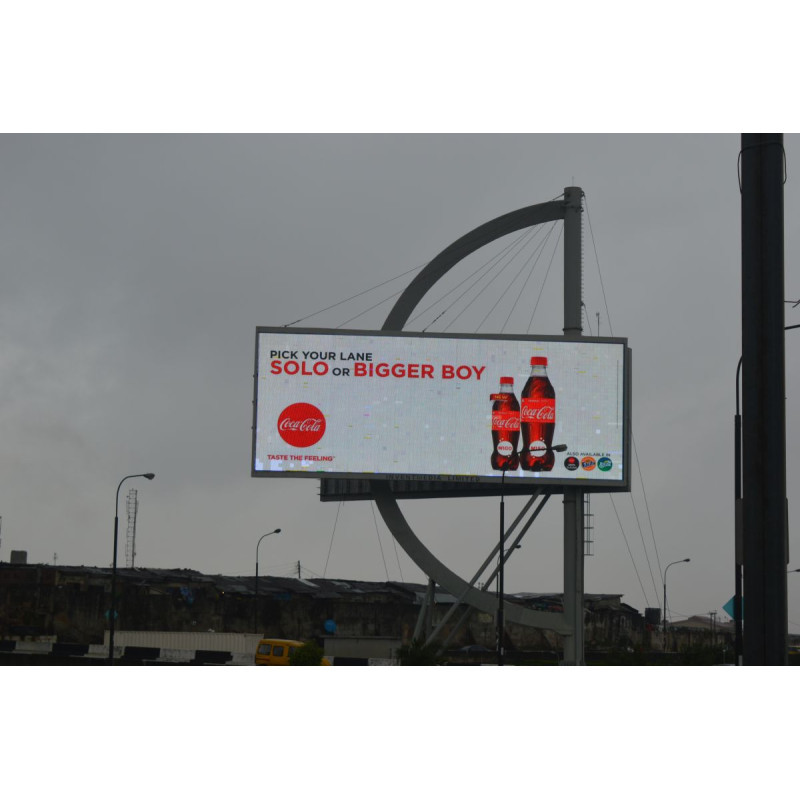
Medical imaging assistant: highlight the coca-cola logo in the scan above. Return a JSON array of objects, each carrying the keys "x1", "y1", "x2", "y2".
[
  {"x1": 520, "y1": 402, "x2": 555, "y2": 422},
  {"x1": 491, "y1": 412, "x2": 521, "y2": 431},
  {"x1": 277, "y1": 402, "x2": 326, "y2": 448}
]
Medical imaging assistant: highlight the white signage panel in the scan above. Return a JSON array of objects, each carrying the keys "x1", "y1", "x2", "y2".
[{"x1": 252, "y1": 328, "x2": 630, "y2": 488}]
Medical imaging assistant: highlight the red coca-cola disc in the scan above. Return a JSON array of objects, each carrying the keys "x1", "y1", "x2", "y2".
[{"x1": 277, "y1": 402, "x2": 326, "y2": 448}]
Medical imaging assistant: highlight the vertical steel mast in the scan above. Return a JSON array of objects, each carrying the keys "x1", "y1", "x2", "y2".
[
  {"x1": 361, "y1": 188, "x2": 598, "y2": 661},
  {"x1": 562, "y1": 186, "x2": 585, "y2": 665}
]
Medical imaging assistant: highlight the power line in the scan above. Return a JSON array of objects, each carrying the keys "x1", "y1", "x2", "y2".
[
  {"x1": 323, "y1": 501, "x2": 343, "y2": 578},
  {"x1": 474, "y1": 222, "x2": 559, "y2": 332},
  {"x1": 584, "y1": 195, "x2": 614, "y2": 336},
  {"x1": 370, "y1": 501, "x2": 390, "y2": 581},
  {"x1": 585, "y1": 192, "x2": 663, "y2": 606},
  {"x1": 283, "y1": 262, "x2": 425, "y2": 327},
  {"x1": 415, "y1": 227, "x2": 539, "y2": 331},
  {"x1": 609, "y1": 495, "x2": 653, "y2": 608},
  {"x1": 501, "y1": 223, "x2": 560, "y2": 332},
  {"x1": 633, "y1": 434, "x2": 663, "y2": 584},
  {"x1": 525, "y1": 225, "x2": 563, "y2": 334}
]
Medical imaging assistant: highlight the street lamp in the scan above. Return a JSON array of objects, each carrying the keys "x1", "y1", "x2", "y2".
[
  {"x1": 663, "y1": 558, "x2": 690, "y2": 650},
  {"x1": 109, "y1": 473, "x2": 154, "y2": 664},
  {"x1": 254, "y1": 529, "x2": 281, "y2": 633}
]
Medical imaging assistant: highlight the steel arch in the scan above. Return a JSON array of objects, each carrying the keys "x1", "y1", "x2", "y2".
[{"x1": 369, "y1": 198, "x2": 571, "y2": 635}]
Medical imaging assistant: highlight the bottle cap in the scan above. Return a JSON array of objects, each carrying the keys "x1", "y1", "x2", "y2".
[
  {"x1": 530, "y1": 357, "x2": 548, "y2": 366},
  {"x1": 500, "y1": 376, "x2": 514, "y2": 384}
]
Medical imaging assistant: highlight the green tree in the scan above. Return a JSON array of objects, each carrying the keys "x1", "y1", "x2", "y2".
[{"x1": 289, "y1": 641, "x2": 327, "y2": 666}]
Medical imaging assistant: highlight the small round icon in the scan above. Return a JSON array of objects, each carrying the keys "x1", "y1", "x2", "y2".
[
  {"x1": 277, "y1": 402, "x2": 326, "y2": 447},
  {"x1": 564, "y1": 456, "x2": 580, "y2": 471}
]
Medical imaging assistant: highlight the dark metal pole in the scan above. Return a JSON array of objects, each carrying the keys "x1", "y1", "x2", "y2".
[
  {"x1": 254, "y1": 556, "x2": 259, "y2": 634},
  {"x1": 255, "y1": 529, "x2": 281, "y2": 635},
  {"x1": 741, "y1": 133, "x2": 787, "y2": 665},
  {"x1": 735, "y1": 327, "x2": 797, "y2": 664},
  {"x1": 109, "y1": 511, "x2": 120, "y2": 664},
  {"x1": 109, "y1": 473, "x2": 154, "y2": 664},
  {"x1": 663, "y1": 559, "x2": 690, "y2": 652},
  {"x1": 497, "y1": 470, "x2": 506, "y2": 666},
  {"x1": 734, "y1": 356, "x2": 744, "y2": 664}
]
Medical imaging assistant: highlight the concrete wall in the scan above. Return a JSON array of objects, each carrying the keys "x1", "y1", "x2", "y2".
[{"x1": 103, "y1": 630, "x2": 264, "y2": 654}]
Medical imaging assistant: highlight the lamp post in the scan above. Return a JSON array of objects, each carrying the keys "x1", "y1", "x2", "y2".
[
  {"x1": 109, "y1": 473, "x2": 154, "y2": 664},
  {"x1": 254, "y1": 529, "x2": 281, "y2": 634},
  {"x1": 497, "y1": 469, "x2": 506, "y2": 667},
  {"x1": 663, "y1": 558, "x2": 690, "y2": 651}
]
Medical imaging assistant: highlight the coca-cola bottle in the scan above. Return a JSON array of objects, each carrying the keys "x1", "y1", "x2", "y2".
[
  {"x1": 490, "y1": 376, "x2": 520, "y2": 471},
  {"x1": 520, "y1": 356, "x2": 555, "y2": 472}
]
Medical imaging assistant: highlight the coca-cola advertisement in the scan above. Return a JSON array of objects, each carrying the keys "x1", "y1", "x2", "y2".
[
  {"x1": 490, "y1": 377, "x2": 520, "y2": 471},
  {"x1": 519, "y1": 356, "x2": 556, "y2": 472},
  {"x1": 252, "y1": 327, "x2": 630, "y2": 488}
]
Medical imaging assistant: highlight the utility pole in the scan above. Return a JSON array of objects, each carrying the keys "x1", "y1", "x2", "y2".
[
  {"x1": 708, "y1": 611, "x2": 717, "y2": 648},
  {"x1": 740, "y1": 133, "x2": 788, "y2": 665}
]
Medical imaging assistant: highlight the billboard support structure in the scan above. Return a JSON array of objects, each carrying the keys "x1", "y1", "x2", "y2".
[
  {"x1": 254, "y1": 187, "x2": 625, "y2": 662},
  {"x1": 562, "y1": 186, "x2": 585, "y2": 665},
  {"x1": 368, "y1": 187, "x2": 588, "y2": 661},
  {"x1": 423, "y1": 489, "x2": 553, "y2": 649}
]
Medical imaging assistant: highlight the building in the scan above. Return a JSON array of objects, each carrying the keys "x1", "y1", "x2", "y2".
[{"x1": 0, "y1": 562, "x2": 654, "y2": 661}]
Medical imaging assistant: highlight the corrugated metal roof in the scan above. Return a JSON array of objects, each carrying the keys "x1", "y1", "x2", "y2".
[{"x1": 1, "y1": 565, "x2": 637, "y2": 613}]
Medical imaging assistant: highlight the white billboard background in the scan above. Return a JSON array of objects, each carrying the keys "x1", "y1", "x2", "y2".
[{"x1": 253, "y1": 328, "x2": 627, "y2": 485}]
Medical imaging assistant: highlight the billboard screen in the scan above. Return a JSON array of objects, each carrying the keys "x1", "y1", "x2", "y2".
[{"x1": 252, "y1": 327, "x2": 630, "y2": 490}]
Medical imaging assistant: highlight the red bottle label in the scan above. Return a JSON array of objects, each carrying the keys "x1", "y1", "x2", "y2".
[
  {"x1": 521, "y1": 397, "x2": 555, "y2": 423},
  {"x1": 491, "y1": 411, "x2": 520, "y2": 431}
]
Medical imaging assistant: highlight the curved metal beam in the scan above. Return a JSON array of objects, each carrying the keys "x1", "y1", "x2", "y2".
[
  {"x1": 369, "y1": 197, "x2": 571, "y2": 636},
  {"x1": 382, "y1": 201, "x2": 565, "y2": 331},
  {"x1": 372, "y1": 483, "x2": 570, "y2": 634}
]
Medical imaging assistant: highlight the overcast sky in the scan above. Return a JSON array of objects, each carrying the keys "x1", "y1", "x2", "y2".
[{"x1": 2, "y1": 132, "x2": 798, "y2": 632}]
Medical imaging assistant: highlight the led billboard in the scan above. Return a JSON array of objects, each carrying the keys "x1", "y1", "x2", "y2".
[{"x1": 252, "y1": 327, "x2": 630, "y2": 490}]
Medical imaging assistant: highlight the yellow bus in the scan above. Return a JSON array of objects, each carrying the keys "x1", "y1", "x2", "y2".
[{"x1": 254, "y1": 638, "x2": 305, "y2": 666}]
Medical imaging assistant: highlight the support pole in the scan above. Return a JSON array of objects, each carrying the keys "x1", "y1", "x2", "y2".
[
  {"x1": 562, "y1": 186, "x2": 585, "y2": 665},
  {"x1": 734, "y1": 357, "x2": 744, "y2": 665},
  {"x1": 563, "y1": 187, "x2": 583, "y2": 339},
  {"x1": 426, "y1": 492, "x2": 551, "y2": 649},
  {"x1": 562, "y1": 489, "x2": 585, "y2": 664},
  {"x1": 740, "y1": 133, "x2": 788, "y2": 665},
  {"x1": 413, "y1": 578, "x2": 436, "y2": 641},
  {"x1": 497, "y1": 475, "x2": 505, "y2": 666}
]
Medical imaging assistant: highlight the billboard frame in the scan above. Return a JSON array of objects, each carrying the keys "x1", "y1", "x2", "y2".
[{"x1": 252, "y1": 326, "x2": 631, "y2": 494}]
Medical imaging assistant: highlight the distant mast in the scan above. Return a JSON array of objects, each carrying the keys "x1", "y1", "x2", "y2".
[{"x1": 125, "y1": 489, "x2": 139, "y2": 569}]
